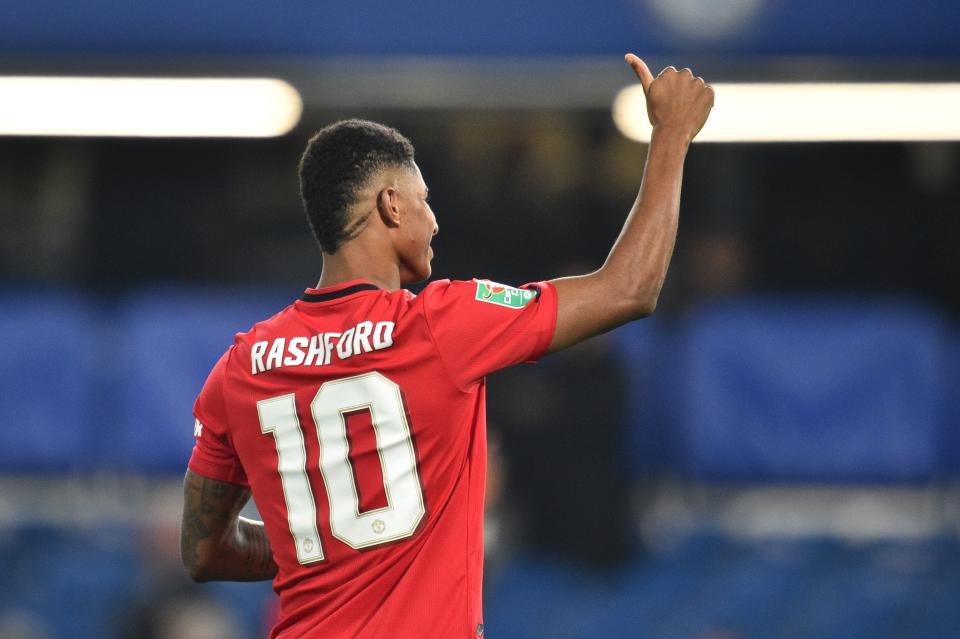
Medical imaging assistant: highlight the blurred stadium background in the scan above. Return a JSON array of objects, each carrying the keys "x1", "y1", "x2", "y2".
[{"x1": 2, "y1": 1, "x2": 960, "y2": 638}]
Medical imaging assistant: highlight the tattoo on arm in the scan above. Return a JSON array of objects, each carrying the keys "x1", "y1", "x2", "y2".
[
  {"x1": 181, "y1": 470, "x2": 279, "y2": 582},
  {"x1": 237, "y1": 517, "x2": 278, "y2": 578}
]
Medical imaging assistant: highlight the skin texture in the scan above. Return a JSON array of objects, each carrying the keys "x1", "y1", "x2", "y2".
[
  {"x1": 316, "y1": 163, "x2": 438, "y2": 290},
  {"x1": 181, "y1": 469, "x2": 277, "y2": 582},
  {"x1": 548, "y1": 55, "x2": 714, "y2": 350},
  {"x1": 180, "y1": 55, "x2": 712, "y2": 582}
]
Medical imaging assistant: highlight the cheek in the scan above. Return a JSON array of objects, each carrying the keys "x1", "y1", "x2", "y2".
[{"x1": 419, "y1": 213, "x2": 433, "y2": 242}]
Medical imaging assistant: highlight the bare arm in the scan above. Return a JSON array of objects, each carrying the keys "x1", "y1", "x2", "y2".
[
  {"x1": 548, "y1": 55, "x2": 714, "y2": 352},
  {"x1": 180, "y1": 469, "x2": 278, "y2": 582}
]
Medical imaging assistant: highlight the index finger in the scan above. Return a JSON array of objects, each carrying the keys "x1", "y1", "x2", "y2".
[{"x1": 624, "y1": 53, "x2": 655, "y2": 94}]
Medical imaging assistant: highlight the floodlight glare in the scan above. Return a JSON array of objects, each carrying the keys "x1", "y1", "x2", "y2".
[
  {"x1": 613, "y1": 83, "x2": 960, "y2": 143},
  {"x1": 0, "y1": 77, "x2": 303, "y2": 138}
]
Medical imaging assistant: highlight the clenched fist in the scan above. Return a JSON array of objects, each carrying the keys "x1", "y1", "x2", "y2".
[{"x1": 625, "y1": 53, "x2": 714, "y2": 143}]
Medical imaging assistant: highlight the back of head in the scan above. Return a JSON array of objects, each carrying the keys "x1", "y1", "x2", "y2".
[{"x1": 299, "y1": 119, "x2": 415, "y2": 254}]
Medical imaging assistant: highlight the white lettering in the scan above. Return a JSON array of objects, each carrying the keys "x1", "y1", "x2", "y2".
[
  {"x1": 285, "y1": 336, "x2": 308, "y2": 366},
  {"x1": 252, "y1": 321, "x2": 395, "y2": 374},
  {"x1": 337, "y1": 328, "x2": 355, "y2": 360},
  {"x1": 304, "y1": 334, "x2": 324, "y2": 366},
  {"x1": 266, "y1": 337, "x2": 286, "y2": 371},
  {"x1": 323, "y1": 333, "x2": 340, "y2": 366},
  {"x1": 353, "y1": 321, "x2": 373, "y2": 354},
  {"x1": 373, "y1": 322, "x2": 394, "y2": 350},
  {"x1": 252, "y1": 341, "x2": 268, "y2": 375}
]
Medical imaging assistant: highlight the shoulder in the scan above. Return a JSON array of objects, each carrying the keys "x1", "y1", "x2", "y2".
[
  {"x1": 414, "y1": 278, "x2": 489, "y2": 302},
  {"x1": 228, "y1": 303, "x2": 296, "y2": 350},
  {"x1": 409, "y1": 279, "x2": 483, "y2": 314},
  {"x1": 418, "y1": 278, "x2": 546, "y2": 309}
]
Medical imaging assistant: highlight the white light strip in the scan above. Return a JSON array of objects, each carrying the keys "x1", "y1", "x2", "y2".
[
  {"x1": 613, "y1": 83, "x2": 960, "y2": 143},
  {"x1": 0, "y1": 77, "x2": 303, "y2": 138}
]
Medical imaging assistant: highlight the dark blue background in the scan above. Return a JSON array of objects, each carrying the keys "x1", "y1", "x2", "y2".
[{"x1": 1, "y1": 0, "x2": 958, "y2": 57}]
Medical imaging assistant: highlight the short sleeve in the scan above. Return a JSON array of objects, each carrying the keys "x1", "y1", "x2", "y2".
[
  {"x1": 187, "y1": 349, "x2": 248, "y2": 486},
  {"x1": 421, "y1": 279, "x2": 558, "y2": 389}
]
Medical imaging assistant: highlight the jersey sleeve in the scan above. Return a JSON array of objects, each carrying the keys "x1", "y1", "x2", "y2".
[
  {"x1": 421, "y1": 278, "x2": 558, "y2": 389},
  {"x1": 187, "y1": 349, "x2": 249, "y2": 486}
]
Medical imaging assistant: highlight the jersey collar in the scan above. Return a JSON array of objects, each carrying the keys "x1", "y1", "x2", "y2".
[{"x1": 300, "y1": 280, "x2": 382, "y2": 303}]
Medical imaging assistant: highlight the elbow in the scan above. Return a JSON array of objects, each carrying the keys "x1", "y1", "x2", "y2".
[
  {"x1": 186, "y1": 564, "x2": 213, "y2": 583},
  {"x1": 598, "y1": 265, "x2": 662, "y2": 321},
  {"x1": 185, "y1": 561, "x2": 214, "y2": 583},
  {"x1": 634, "y1": 296, "x2": 658, "y2": 318},
  {"x1": 626, "y1": 279, "x2": 662, "y2": 319},
  {"x1": 182, "y1": 546, "x2": 215, "y2": 583}
]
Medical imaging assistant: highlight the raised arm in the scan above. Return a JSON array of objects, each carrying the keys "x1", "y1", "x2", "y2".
[
  {"x1": 548, "y1": 54, "x2": 714, "y2": 352},
  {"x1": 180, "y1": 469, "x2": 278, "y2": 582}
]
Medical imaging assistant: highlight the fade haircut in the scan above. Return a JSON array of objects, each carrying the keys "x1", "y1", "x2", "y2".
[{"x1": 298, "y1": 119, "x2": 416, "y2": 254}]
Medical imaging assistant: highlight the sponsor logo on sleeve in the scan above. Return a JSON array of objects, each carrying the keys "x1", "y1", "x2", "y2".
[
  {"x1": 474, "y1": 280, "x2": 537, "y2": 309},
  {"x1": 194, "y1": 419, "x2": 203, "y2": 438}
]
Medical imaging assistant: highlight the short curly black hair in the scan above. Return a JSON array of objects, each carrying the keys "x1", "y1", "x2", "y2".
[{"x1": 298, "y1": 119, "x2": 416, "y2": 254}]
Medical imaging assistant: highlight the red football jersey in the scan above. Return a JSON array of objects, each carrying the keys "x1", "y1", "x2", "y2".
[{"x1": 188, "y1": 278, "x2": 557, "y2": 638}]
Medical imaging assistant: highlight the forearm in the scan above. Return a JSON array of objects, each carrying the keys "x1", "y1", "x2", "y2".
[
  {"x1": 600, "y1": 125, "x2": 689, "y2": 313},
  {"x1": 548, "y1": 127, "x2": 689, "y2": 350},
  {"x1": 181, "y1": 470, "x2": 278, "y2": 582},
  {"x1": 547, "y1": 57, "x2": 712, "y2": 352},
  {"x1": 198, "y1": 517, "x2": 278, "y2": 582},
  {"x1": 236, "y1": 518, "x2": 279, "y2": 580}
]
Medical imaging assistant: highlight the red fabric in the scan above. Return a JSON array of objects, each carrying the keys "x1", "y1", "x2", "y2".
[
  {"x1": 188, "y1": 278, "x2": 557, "y2": 638},
  {"x1": 343, "y1": 408, "x2": 389, "y2": 513}
]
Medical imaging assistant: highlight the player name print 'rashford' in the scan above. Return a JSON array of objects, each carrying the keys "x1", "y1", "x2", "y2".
[{"x1": 250, "y1": 320, "x2": 395, "y2": 375}]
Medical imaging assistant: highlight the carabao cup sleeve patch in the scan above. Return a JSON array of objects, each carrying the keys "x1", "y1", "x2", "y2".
[
  {"x1": 420, "y1": 279, "x2": 557, "y2": 389},
  {"x1": 473, "y1": 279, "x2": 539, "y2": 309}
]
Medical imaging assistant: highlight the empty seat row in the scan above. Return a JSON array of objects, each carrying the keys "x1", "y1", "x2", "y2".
[
  {"x1": 0, "y1": 287, "x2": 290, "y2": 473},
  {"x1": 614, "y1": 298, "x2": 958, "y2": 482},
  {"x1": 1, "y1": 288, "x2": 958, "y2": 480}
]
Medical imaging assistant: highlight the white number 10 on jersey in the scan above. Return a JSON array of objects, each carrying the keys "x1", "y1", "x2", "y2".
[{"x1": 257, "y1": 372, "x2": 425, "y2": 563}]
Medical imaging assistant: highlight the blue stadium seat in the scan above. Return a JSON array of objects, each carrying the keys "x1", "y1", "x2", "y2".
[
  {"x1": 940, "y1": 329, "x2": 960, "y2": 476},
  {"x1": 611, "y1": 318, "x2": 682, "y2": 475},
  {"x1": 678, "y1": 298, "x2": 946, "y2": 482},
  {"x1": 486, "y1": 535, "x2": 960, "y2": 639},
  {"x1": 0, "y1": 524, "x2": 138, "y2": 639},
  {"x1": 0, "y1": 290, "x2": 99, "y2": 471},
  {"x1": 110, "y1": 287, "x2": 293, "y2": 472}
]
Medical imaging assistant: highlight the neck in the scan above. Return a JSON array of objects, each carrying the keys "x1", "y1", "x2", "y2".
[{"x1": 316, "y1": 243, "x2": 403, "y2": 292}]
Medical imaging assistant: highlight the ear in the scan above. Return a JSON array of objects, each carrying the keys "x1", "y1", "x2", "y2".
[{"x1": 376, "y1": 187, "x2": 401, "y2": 228}]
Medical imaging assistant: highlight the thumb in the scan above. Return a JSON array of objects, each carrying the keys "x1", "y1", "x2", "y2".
[{"x1": 624, "y1": 53, "x2": 654, "y2": 94}]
